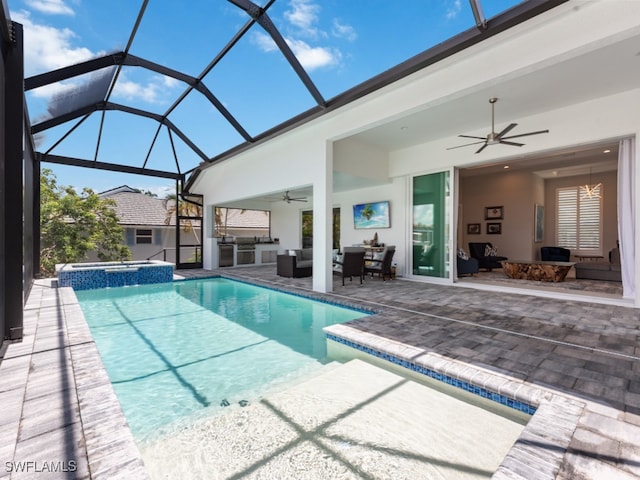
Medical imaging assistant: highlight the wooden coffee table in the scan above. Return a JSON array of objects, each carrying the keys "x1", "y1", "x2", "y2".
[{"x1": 500, "y1": 260, "x2": 575, "y2": 282}]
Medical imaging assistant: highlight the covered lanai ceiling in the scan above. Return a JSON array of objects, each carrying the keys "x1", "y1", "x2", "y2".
[{"x1": 20, "y1": 0, "x2": 567, "y2": 186}]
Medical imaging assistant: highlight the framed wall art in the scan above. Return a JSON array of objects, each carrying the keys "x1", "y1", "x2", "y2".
[
  {"x1": 485, "y1": 206, "x2": 503, "y2": 220},
  {"x1": 534, "y1": 204, "x2": 544, "y2": 243},
  {"x1": 353, "y1": 200, "x2": 390, "y2": 229},
  {"x1": 467, "y1": 223, "x2": 481, "y2": 234},
  {"x1": 487, "y1": 222, "x2": 502, "y2": 234}
]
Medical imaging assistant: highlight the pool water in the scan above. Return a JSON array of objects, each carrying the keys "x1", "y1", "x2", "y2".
[{"x1": 76, "y1": 277, "x2": 368, "y2": 440}]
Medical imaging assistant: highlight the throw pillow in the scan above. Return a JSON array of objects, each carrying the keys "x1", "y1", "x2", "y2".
[
  {"x1": 457, "y1": 248, "x2": 469, "y2": 260},
  {"x1": 484, "y1": 244, "x2": 498, "y2": 257}
]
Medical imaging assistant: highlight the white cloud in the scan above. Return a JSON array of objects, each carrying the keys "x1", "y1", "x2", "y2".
[
  {"x1": 286, "y1": 38, "x2": 337, "y2": 71},
  {"x1": 163, "y1": 76, "x2": 180, "y2": 89},
  {"x1": 133, "y1": 184, "x2": 174, "y2": 199},
  {"x1": 113, "y1": 74, "x2": 180, "y2": 104},
  {"x1": 446, "y1": 0, "x2": 462, "y2": 20},
  {"x1": 253, "y1": 2, "x2": 348, "y2": 71},
  {"x1": 332, "y1": 19, "x2": 356, "y2": 42},
  {"x1": 252, "y1": 31, "x2": 278, "y2": 53},
  {"x1": 25, "y1": 0, "x2": 74, "y2": 16},
  {"x1": 284, "y1": 0, "x2": 320, "y2": 37},
  {"x1": 253, "y1": 31, "x2": 337, "y2": 70},
  {"x1": 13, "y1": 10, "x2": 95, "y2": 77},
  {"x1": 16, "y1": 11, "x2": 178, "y2": 106},
  {"x1": 29, "y1": 80, "x2": 78, "y2": 99}
]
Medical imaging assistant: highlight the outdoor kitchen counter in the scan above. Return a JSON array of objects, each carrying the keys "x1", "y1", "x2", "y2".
[
  {"x1": 210, "y1": 238, "x2": 280, "y2": 268},
  {"x1": 255, "y1": 243, "x2": 279, "y2": 265}
]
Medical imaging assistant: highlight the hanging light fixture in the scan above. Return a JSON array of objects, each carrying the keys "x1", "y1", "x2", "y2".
[{"x1": 580, "y1": 167, "x2": 601, "y2": 199}]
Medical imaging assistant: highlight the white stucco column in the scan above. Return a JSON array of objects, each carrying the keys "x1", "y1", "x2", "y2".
[
  {"x1": 312, "y1": 141, "x2": 334, "y2": 293},
  {"x1": 633, "y1": 132, "x2": 640, "y2": 307}
]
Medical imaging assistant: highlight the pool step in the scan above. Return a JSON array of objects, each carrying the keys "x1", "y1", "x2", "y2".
[{"x1": 141, "y1": 359, "x2": 525, "y2": 479}]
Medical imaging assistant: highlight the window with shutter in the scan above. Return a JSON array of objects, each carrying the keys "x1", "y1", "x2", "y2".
[
  {"x1": 556, "y1": 185, "x2": 602, "y2": 255},
  {"x1": 136, "y1": 229, "x2": 153, "y2": 244}
]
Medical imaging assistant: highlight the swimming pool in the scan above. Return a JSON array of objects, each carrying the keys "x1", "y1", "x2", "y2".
[{"x1": 76, "y1": 277, "x2": 369, "y2": 440}]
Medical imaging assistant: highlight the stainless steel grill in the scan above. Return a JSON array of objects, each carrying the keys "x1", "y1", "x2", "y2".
[{"x1": 235, "y1": 237, "x2": 256, "y2": 265}]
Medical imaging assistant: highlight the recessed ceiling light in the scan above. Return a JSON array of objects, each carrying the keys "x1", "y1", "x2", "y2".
[
  {"x1": 603, "y1": 149, "x2": 611, "y2": 153},
  {"x1": 503, "y1": 165, "x2": 509, "y2": 169}
]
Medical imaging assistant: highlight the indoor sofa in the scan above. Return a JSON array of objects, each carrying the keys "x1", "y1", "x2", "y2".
[
  {"x1": 468, "y1": 242, "x2": 507, "y2": 271},
  {"x1": 574, "y1": 248, "x2": 621, "y2": 282}
]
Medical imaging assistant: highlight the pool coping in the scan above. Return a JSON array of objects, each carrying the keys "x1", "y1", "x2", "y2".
[
  {"x1": 323, "y1": 322, "x2": 585, "y2": 479},
  {"x1": 1, "y1": 282, "x2": 150, "y2": 480}
]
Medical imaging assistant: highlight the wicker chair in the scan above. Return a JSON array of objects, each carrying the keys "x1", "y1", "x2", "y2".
[
  {"x1": 364, "y1": 245, "x2": 395, "y2": 281},
  {"x1": 333, "y1": 247, "x2": 365, "y2": 285}
]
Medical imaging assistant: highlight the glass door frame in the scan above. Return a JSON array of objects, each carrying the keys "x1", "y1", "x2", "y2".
[{"x1": 408, "y1": 166, "x2": 457, "y2": 284}]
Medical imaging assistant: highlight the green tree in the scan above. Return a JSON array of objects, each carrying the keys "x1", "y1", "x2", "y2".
[{"x1": 39, "y1": 168, "x2": 131, "y2": 276}]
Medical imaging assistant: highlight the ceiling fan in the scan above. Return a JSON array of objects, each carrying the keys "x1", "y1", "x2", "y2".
[
  {"x1": 282, "y1": 191, "x2": 307, "y2": 203},
  {"x1": 448, "y1": 97, "x2": 549, "y2": 154}
]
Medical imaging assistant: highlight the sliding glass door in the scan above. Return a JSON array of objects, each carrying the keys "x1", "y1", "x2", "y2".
[{"x1": 412, "y1": 171, "x2": 450, "y2": 278}]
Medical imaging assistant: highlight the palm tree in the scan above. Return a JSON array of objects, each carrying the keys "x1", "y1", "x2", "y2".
[
  {"x1": 163, "y1": 192, "x2": 202, "y2": 244},
  {"x1": 214, "y1": 207, "x2": 230, "y2": 237},
  {"x1": 361, "y1": 204, "x2": 374, "y2": 220}
]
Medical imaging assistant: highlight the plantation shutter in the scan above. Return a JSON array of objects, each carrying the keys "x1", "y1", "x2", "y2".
[
  {"x1": 556, "y1": 188, "x2": 577, "y2": 249},
  {"x1": 578, "y1": 188, "x2": 601, "y2": 250},
  {"x1": 556, "y1": 186, "x2": 602, "y2": 254}
]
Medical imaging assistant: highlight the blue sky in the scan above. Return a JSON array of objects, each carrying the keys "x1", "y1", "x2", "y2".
[{"x1": 13, "y1": 0, "x2": 522, "y2": 197}]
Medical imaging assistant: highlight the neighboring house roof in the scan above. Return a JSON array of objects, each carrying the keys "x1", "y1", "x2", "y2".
[
  {"x1": 220, "y1": 208, "x2": 270, "y2": 230},
  {"x1": 100, "y1": 186, "x2": 176, "y2": 227},
  {"x1": 99, "y1": 185, "x2": 139, "y2": 196}
]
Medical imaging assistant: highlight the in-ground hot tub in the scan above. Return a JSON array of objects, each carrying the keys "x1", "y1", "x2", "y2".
[{"x1": 56, "y1": 260, "x2": 174, "y2": 290}]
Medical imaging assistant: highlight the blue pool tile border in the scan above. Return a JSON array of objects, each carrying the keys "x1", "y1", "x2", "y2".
[
  {"x1": 326, "y1": 333, "x2": 537, "y2": 416},
  {"x1": 177, "y1": 275, "x2": 377, "y2": 315}
]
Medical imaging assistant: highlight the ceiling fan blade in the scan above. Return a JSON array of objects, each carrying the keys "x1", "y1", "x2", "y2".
[
  {"x1": 458, "y1": 134, "x2": 487, "y2": 140},
  {"x1": 446, "y1": 140, "x2": 486, "y2": 150},
  {"x1": 475, "y1": 143, "x2": 489, "y2": 154},
  {"x1": 496, "y1": 123, "x2": 518, "y2": 138},
  {"x1": 501, "y1": 129, "x2": 549, "y2": 140},
  {"x1": 499, "y1": 140, "x2": 524, "y2": 147}
]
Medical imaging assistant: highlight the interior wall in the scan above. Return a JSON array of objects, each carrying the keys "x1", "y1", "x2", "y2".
[
  {"x1": 459, "y1": 168, "x2": 619, "y2": 262},
  {"x1": 268, "y1": 179, "x2": 407, "y2": 275},
  {"x1": 459, "y1": 170, "x2": 536, "y2": 261},
  {"x1": 333, "y1": 178, "x2": 407, "y2": 275},
  {"x1": 270, "y1": 200, "x2": 309, "y2": 252},
  {"x1": 544, "y1": 170, "x2": 618, "y2": 255}
]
